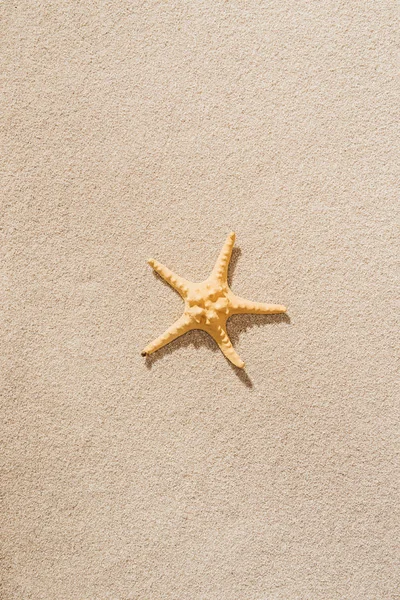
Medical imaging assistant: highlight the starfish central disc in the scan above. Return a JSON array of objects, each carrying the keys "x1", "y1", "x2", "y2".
[
  {"x1": 186, "y1": 283, "x2": 229, "y2": 325},
  {"x1": 142, "y1": 232, "x2": 287, "y2": 369}
]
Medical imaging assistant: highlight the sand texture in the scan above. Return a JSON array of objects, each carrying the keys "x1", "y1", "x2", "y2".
[{"x1": 1, "y1": 1, "x2": 399, "y2": 599}]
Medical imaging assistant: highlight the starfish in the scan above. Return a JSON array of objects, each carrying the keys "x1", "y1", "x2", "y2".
[{"x1": 141, "y1": 232, "x2": 286, "y2": 369}]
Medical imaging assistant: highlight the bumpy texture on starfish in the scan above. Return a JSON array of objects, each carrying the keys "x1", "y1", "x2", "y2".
[{"x1": 141, "y1": 232, "x2": 286, "y2": 369}]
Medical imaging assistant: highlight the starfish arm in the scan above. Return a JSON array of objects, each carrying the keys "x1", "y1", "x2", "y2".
[
  {"x1": 229, "y1": 295, "x2": 286, "y2": 315},
  {"x1": 148, "y1": 258, "x2": 189, "y2": 297},
  {"x1": 141, "y1": 315, "x2": 193, "y2": 356},
  {"x1": 207, "y1": 324, "x2": 245, "y2": 369},
  {"x1": 211, "y1": 231, "x2": 236, "y2": 282}
]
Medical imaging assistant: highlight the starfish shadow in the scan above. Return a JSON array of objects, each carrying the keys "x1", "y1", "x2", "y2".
[
  {"x1": 144, "y1": 329, "x2": 255, "y2": 388},
  {"x1": 143, "y1": 313, "x2": 290, "y2": 389},
  {"x1": 145, "y1": 247, "x2": 290, "y2": 388},
  {"x1": 227, "y1": 246, "x2": 241, "y2": 287},
  {"x1": 144, "y1": 328, "x2": 218, "y2": 366},
  {"x1": 227, "y1": 312, "x2": 291, "y2": 346}
]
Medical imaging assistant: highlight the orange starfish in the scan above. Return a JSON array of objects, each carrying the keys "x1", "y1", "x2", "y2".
[{"x1": 142, "y1": 232, "x2": 286, "y2": 368}]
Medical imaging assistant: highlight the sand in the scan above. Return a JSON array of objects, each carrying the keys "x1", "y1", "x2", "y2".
[{"x1": 1, "y1": 1, "x2": 399, "y2": 599}]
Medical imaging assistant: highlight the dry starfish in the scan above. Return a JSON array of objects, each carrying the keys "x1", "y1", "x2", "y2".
[{"x1": 141, "y1": 232, "x2": 286, "y2": 369}]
